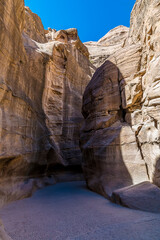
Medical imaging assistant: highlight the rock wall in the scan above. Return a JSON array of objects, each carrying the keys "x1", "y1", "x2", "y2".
[
  {"x1": 84, "y1": 26, "x2": 129, "y2": 68},
  {"x1": 127, "y1": 0, "x2": 160, "y2": 186},
  {"x1": 81, "y1": 0, "x2": 160, "y2": 197},
  {"x1": 24, "y1": 6, "x2": 46, "y2": 43},
  {"x1": 0, "y1": 0, "x2": 55, "y2": 177},
  {"x1": 0, "y1": 0, "x2": 94, "y2": 181},
  {"x1": 43, "y1": 29, "x2": 95, "y2": 170}
]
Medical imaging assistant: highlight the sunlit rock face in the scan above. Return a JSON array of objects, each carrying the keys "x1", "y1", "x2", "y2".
[
  {"x1": 126, "y1": 0, "x2": 160, "y2": 186},
  {"x1": 81, "y1": 0, "x2": 160, "y2": 197},
  {"x1": 0, "y1": 0, "x2": 94, "y2": 181},
  {"x1": 84, "y1": 26, "x2": 129, "y2": 68},
  {"x1": 24, "y1": 6, "x2": 47, "y2": 43}
]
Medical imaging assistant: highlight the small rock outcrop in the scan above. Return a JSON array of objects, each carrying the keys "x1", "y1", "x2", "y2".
[{"x1": 81, "y1": 0, "x2": 160, "y2": 198}]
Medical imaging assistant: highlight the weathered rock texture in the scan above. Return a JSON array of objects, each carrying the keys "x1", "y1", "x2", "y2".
[
  {"x1": 45, "y1": 28, "x2": 57, "y2": 42},
  {"x1": 0, "y1": 0, "x2": 94, "y2": 182},
  {"x1": 84, "y1": 26, "x2": 129, "y2": 68},
  {"x1": 81, "y1": 0, "x2": 160, "y2": 198},
  {"x1": 127, "y1": 0, "x2": 160, "y2": 187},
  {"x1": 0, "y1": 0, "x2": 55, "y2": 178},
  {"x1": 24, "y1": 6, "x2": 46, "y2": 43},
  {"x1": 112, "y1": 181, "x2": 160, "y2": 213},
  {"x1": 42, "y1": 28, "x2": 95, "y2": 169}
]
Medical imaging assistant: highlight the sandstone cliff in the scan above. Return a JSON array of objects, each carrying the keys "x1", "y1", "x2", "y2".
[
  {"x1": 42, "y1": 28, "x2": 94, "y2": 171},
  {"x1": 127, "y1": 0, "x2": 160, "y2": 186},
  {"x1": 24, "y1": 6, "x2": 46, "y2": 43},
  {"x1": 0, "y1": 0, "x2": 51, "y2": 177},
  {"x1": 81, "y1": 0, "x2": 160, "y2": 197},
  {"x1": 0, "y1": 0, "x2": 94, "y2": 183},
  {"x1": 84, "y1": 26, "x2": 129, "y2": 68}
]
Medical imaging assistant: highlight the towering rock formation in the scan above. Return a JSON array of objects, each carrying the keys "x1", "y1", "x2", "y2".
[
  {"x1": 81, "y1": 0, "x2": 160, "y2": 197},
  {"x1": 127, "y1": 0, "x2": 160, "y2": 187},
  {"x1": 0, "y1": 0, "x2": 94, "y2": 182},
  {"x1": 0, "y1": 0, "x2": 51, "y2": 177},
  {"x1": 43, "y1": 28, "x2": 94, "y2": 171}
]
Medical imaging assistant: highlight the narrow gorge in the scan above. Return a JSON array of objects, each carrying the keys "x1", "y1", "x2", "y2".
[{"x1": 0, "y1": 0, "x2": 160, "y2": 239}]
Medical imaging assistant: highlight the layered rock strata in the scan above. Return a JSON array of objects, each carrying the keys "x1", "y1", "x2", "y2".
[
  {"x1": 42, "y1": 28, "x2": 95, "y2": 170},
  {"x1": 0, "y1": 0, "x2": 51, "y2": 177},
  {"x1": 24, "y1": 6, "x2": 46, "y2": 43},
  {"x1": 84, "y1": 26, "x2": 129, "y2": 68},
  {"x1": 0, "y1": 1, "x2": 94, "y2": 182},
  {"x1": 81, "y1": 0, "x2": 160, "y2": 197},
  {"x1": 127, "y1": 0, "x2": 160, "y2": 187}
]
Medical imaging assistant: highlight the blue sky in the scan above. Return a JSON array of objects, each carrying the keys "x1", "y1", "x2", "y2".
[{"x1": 24, "y1": 0, "x2": 136, "y2": 43}]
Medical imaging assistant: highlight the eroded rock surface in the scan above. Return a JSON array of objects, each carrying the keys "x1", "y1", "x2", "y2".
[
  {"x1": 127, "y1": 0, "x2": 160, "y2": 187},
  {"x1": 24, "y1": 6, "x2": 46, "y2": 43},
  {"x1": 84, "y1": 26, "x2": 129, "y2": 68},
  {"x1": 43, "y1": 28, "x2": 95, "y2": 169},
  {"x1": 112, "y1": 182, "x2": 160, "y2": 213},
  {"x1": 0, "y1": 0, "x2": 94, "y2": 183},
  {"x1": 81, "y1": 0, "x2": 160, "y2": 198},
  {"x1": 0, "y1": 0, "x2": 51, "y2": 177}
]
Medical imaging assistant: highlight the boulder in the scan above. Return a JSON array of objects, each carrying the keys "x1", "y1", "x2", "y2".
[
  {"x1": 112, "y1": 182, "x2": 160, "y2": 213},
  {"x1": 0, "y1": 220, "x2": 12, "y2": 240}
]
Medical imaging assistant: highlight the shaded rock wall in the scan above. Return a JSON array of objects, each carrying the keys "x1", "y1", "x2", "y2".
[{"x1": 81, "y1": 0, "x2": 160, "y2": 197}]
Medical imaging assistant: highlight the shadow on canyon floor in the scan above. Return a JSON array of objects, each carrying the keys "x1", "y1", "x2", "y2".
[{"x1": 1, "y1": 181, "x2": 160, "y2": 240}]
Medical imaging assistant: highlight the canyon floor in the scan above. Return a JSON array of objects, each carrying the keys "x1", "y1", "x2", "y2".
[{"x1": 0, "y1": 181, "x2": 160, "y2": 240}]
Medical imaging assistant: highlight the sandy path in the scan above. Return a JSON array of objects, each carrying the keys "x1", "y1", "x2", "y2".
[{"x1": 0, "y1": 181, "x2": 160, "y2": 240}]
